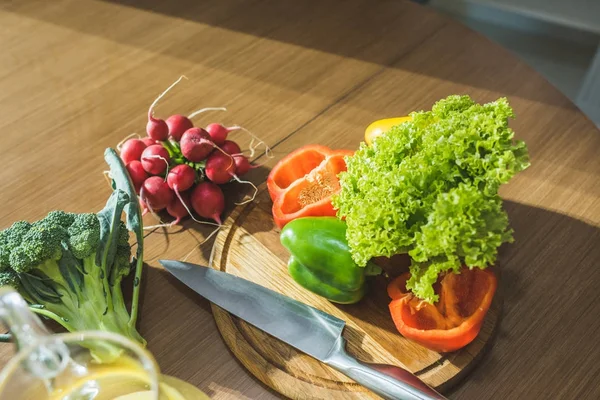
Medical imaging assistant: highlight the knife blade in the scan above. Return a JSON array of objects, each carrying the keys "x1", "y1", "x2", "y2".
[{"x1": 160, "y1": 259, "x2": 448, "y2": 400}]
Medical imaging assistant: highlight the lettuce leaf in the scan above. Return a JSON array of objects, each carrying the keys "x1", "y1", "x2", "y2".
[{"x1": 332, "y1": 95, "x2": 529, "y2": 303}]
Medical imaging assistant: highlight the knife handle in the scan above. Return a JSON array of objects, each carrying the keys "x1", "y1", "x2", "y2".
[{"x1": 323, "y1": 336, "x2": 448, "y2": 400}]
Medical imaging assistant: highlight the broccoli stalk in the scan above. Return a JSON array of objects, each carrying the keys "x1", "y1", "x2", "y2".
[{"x1": 0, "y1": 149, "x2": 146, "y2": 362}]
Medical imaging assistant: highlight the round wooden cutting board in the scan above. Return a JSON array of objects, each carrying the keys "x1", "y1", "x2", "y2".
[{"x1": 210, "y1": 186, "x2": 501, "y2": 399}]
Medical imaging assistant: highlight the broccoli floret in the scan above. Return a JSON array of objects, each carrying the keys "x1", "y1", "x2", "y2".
[
  {"x1": 23, "y1": 224, "x2": 67, "y2": 264},
  {"x1": 5, "y1": 218, "x2": 68, "y2": 273},
  {"x1": 8, "y1": 246, "x2": 35, "y2": 273},
  {"x1": 67, "y1": 213, "x2": 100, "y2": 259},
  {"x1": 0, "y1": 230, "x2": 10, "y2": 269},
  {"x1": 4, "y1": 221, "x2": 31, "y2": 250},
  {"x1": 111, "y1": 244, "x2": 132, "y2": 285},
  {"x1": 42, "y1": 211, "x2": 75, "y2": 229},
  {"x1": 0, "y1": 268, "x2": 19, "y2": 288},
  {"x1": 0, "y1": 219, "x2": 65, "y2": 271},
  {"x1": 117, "y1": 221, "x2": 130, "y2": 247}
]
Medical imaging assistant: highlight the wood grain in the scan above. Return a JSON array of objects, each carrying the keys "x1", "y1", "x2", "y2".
[
  {"x1": 210, "y1": 186, "x2": 501, "y2": 399},
  {"x1": 0, "y1": 1, "x2": 598, "y2": 399}
]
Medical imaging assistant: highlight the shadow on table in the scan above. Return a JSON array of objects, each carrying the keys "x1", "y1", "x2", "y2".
[
  {"x1": 0, "y1": 0, "x2": 572, "y2": 108},
  {"x1": 447, "y1": 200, "x2": 600, "y2": 398}
]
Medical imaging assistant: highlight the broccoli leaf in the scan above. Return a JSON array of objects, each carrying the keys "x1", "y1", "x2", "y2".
[
  {"x1": 104, "y1": 148, "x2": 144, "y2": 327},
  {"x1": 96, "y1": 190, "x2": 129, "y2": 278},
  {"x1": 103, "y1": 148, "x2": 143, "y2": 259},
  {"x1": 19, "y1": 272, "x2": 62, "y2": 304}
]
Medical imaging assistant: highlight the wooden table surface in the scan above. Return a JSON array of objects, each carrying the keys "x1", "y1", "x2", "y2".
[{"x1": 0, "y1": 1, "x2": 599, "y2": 399}]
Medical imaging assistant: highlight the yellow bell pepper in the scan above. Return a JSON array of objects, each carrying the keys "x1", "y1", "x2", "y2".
[{"x1": 364, "y1": 116, "x2": 411, "y2": 145}]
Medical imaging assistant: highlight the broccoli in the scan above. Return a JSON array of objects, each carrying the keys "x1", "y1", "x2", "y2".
[
  {"x1": 0, "y1": 149, "x2": 145, "y2": 362},
  {"x1": 0, "y1": 268, "x2": 18, "y2": 287},
  {"x1": 43, "y1": 211, "x2": 76, "y2": 228},
  {"x1": 67, "y1": 213, "x2": 100, "y2": 259}
]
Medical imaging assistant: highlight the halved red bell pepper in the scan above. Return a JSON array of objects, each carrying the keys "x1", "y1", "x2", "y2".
[
  {"x1": 267, "y1": 145, "x2": 353, "y2": 229},
  {"x1": 387, "y1": 267, "x2": 497, "y2": 353}
]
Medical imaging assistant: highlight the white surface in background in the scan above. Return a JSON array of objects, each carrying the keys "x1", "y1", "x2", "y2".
[
  {"x1": 463, "y1": 0, "x2": 600, "y2": 34},
  {"x1": 578, "y1": 46, "x2": 600, "y2": 127},
  {"x1": 429, "y1": 0, "x2": 600, "y2": 126}
]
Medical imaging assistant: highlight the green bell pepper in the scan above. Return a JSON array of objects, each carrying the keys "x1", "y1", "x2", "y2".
[{"x1": 280, "y1": 216, "x2": 382, "y2": 304}]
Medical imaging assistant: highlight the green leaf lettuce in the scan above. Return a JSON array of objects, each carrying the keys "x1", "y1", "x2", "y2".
[{"x1": 332, "y1": 95, "x2": 530, "y2": 303}]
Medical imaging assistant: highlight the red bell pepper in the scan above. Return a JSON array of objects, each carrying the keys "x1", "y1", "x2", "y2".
[
  {"x1": 387, "y1": 267, "x2": 497, "y2": 353},
  {"x1": 267, "y1": 145, "x2": 353, "y2": 229}
]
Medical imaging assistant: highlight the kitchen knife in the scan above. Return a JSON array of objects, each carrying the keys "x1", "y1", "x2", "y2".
[{"x1": 159, "y1": 260, "x2": 448, "y2": 400}]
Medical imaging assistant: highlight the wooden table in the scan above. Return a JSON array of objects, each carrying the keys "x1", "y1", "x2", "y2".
[{"x1": 0, "y1": 1, "x2": 599, "y2": 399}]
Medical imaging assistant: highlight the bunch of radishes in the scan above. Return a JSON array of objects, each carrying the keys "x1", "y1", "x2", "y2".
[{"x1": 118, "y1": 77, "x2": 260, "y2": 227}]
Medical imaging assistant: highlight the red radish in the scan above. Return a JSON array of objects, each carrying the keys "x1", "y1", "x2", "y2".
[
  {"x1": 126, "y1": 161, "x2": 149, "y2": 193},
  {"x1": 141, "y1": 144, "x2": 170, "y2": 175},
  {"x1": 166, "y1": 114, "x2": 194, "y2": 141},
  {"x1": 146, "y1": 76, "x2": 187, "y2": 141},
  {"x1": 140, "y1": 176, "x2": 174, "y2": 211},
  {"x1": 233, "y1": 154, "x2": 251, "y2": 176},
  {"x1": 205, "y1": 152, "x2": 235, "y2": 184},
  {"x1": 120, "y1": 139, "x2": 147, "y2": 164},
  {"x1": 166, "y1": 191, "x2": 191, "y2": 224},
  {"x1": 141, "y1": 137, "x2": 156, "y2": 147},
  {"x1": 220, "y1": 140, "x2": 242, "y2": 155},
  {"x1": 180, "y1": 128, "x2": 214, "y2": 162},
  {"x1": 190, "y1": 182, "x2": 225, "y2": 224},
  {"x1": 206, "y1": 123, "x2": 238, "y2": 146},
  {"x1": 167, "y1": 164, "x2": 195, "y2": 192},
  {"x1": 146, "y1": 114, "x2": 169, "y2": 141}
]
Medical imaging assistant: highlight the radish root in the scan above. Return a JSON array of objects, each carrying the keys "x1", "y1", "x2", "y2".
[
  {"x1": 181, "y1": 245, "x2": 198, "y2": 263},
  {"x1": 232, "y1": 175, "x2": 258, "y2": 205},
  {"x1": 139, "y1": 189, "x2": 175, "y2": 230},
  {"x1": 211, "y1": 144, "x2": 236, "y2": 171},
  {"x1": 143, "y1": 222, "x2": 175, "y2": 230},
  {"x1": 212, "y1": 143, "x2": 233, "y2": 159},
  {"x1": 240, "y1": 156, "x2": 269, "y2": 170},
  {"x1": 182, "y1": 225, "x2": 221, "y2": 263},
  {"x1": 200, "y1": 224, "x2": 221, "y2": 246},
  {"x1": 102, "y1": 170, "x2": 113, "y2": 188},
  {"x1": 141, "y1": 155, "x2": 170, "y2": 178},
  {"x1": 174, "y1": 188, "x2": 221, "y2": 229},
  {"x1": 229, "y1": 125, "x2": 273, "y2": 159},
  {"x1": 207, "y1": 238, "x2": 218, "y2": 268},
  {"x1": 187, "y1": 107, "x2": 227, "y2": 120},
  {"x1": 149, "y1": 75, "x2": 188, "y2": 118},
  {"x1": 141, "y1": 209, "x2": 172, "y2": 230}
]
